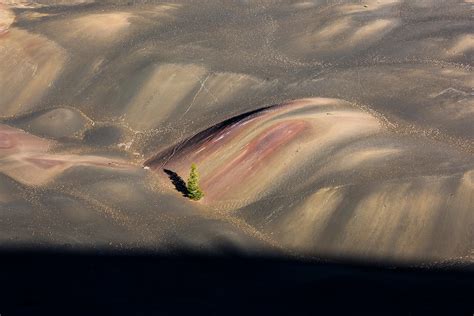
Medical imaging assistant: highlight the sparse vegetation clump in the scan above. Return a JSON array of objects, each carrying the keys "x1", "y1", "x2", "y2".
[{"x1": 187, "y1": 163, "x2": 204, "y2": 201}]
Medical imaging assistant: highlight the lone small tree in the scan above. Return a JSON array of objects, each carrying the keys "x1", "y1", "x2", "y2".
[{"x1": 187, "y1": 163, "x2": 204, "y2": 201}]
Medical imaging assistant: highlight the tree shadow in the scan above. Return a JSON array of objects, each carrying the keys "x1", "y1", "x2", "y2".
[{"x1": 163, "y1": 169, "x2": 188, "y2": 197}]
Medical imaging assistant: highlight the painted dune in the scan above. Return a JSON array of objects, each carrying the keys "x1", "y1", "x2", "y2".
[
  {"x1": 147, "y1": 98, "x2": 473, "y2": 261},
  {"x1": 147, "y1": 98, "x2": 381, "y2": 204}
]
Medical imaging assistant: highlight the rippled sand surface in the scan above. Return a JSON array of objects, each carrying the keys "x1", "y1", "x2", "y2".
[{"x1": 0, "y1": 1, "x2": 472, "y2": 263}]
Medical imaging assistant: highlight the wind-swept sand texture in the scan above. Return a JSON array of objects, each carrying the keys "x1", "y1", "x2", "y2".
[{"x1": 0, "y1": 0, "x2": 473, "y2": 263}]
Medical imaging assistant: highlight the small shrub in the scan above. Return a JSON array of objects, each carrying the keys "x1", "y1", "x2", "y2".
[{"x1": 187, "y1": 163, "x2": 204, "y2": 201}]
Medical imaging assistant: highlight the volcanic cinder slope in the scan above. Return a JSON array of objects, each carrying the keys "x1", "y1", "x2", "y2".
[
  {"x1": 0, "y1": 1, "x2": 473, "y2": 263},
  {"x1": 147, "y1": 97, "x2": 473, "y2": 261}
]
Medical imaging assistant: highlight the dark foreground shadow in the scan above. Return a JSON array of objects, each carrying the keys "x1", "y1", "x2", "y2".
[
  {"x1": 0, "y1": 249, "x2": 473, "y2": 315},
  {"x1": 164, "y1": 169, "x2": 188, "y2": 197}
]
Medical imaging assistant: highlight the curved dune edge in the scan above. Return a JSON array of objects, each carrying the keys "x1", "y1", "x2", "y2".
[{"x1": 146, "y1": 98, "x2": 382, "y2": 205}]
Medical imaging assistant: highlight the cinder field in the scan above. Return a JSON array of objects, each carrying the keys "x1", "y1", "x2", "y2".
[{"x1": 1, "y1": 0, "x2": 473, "y2": 264}]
